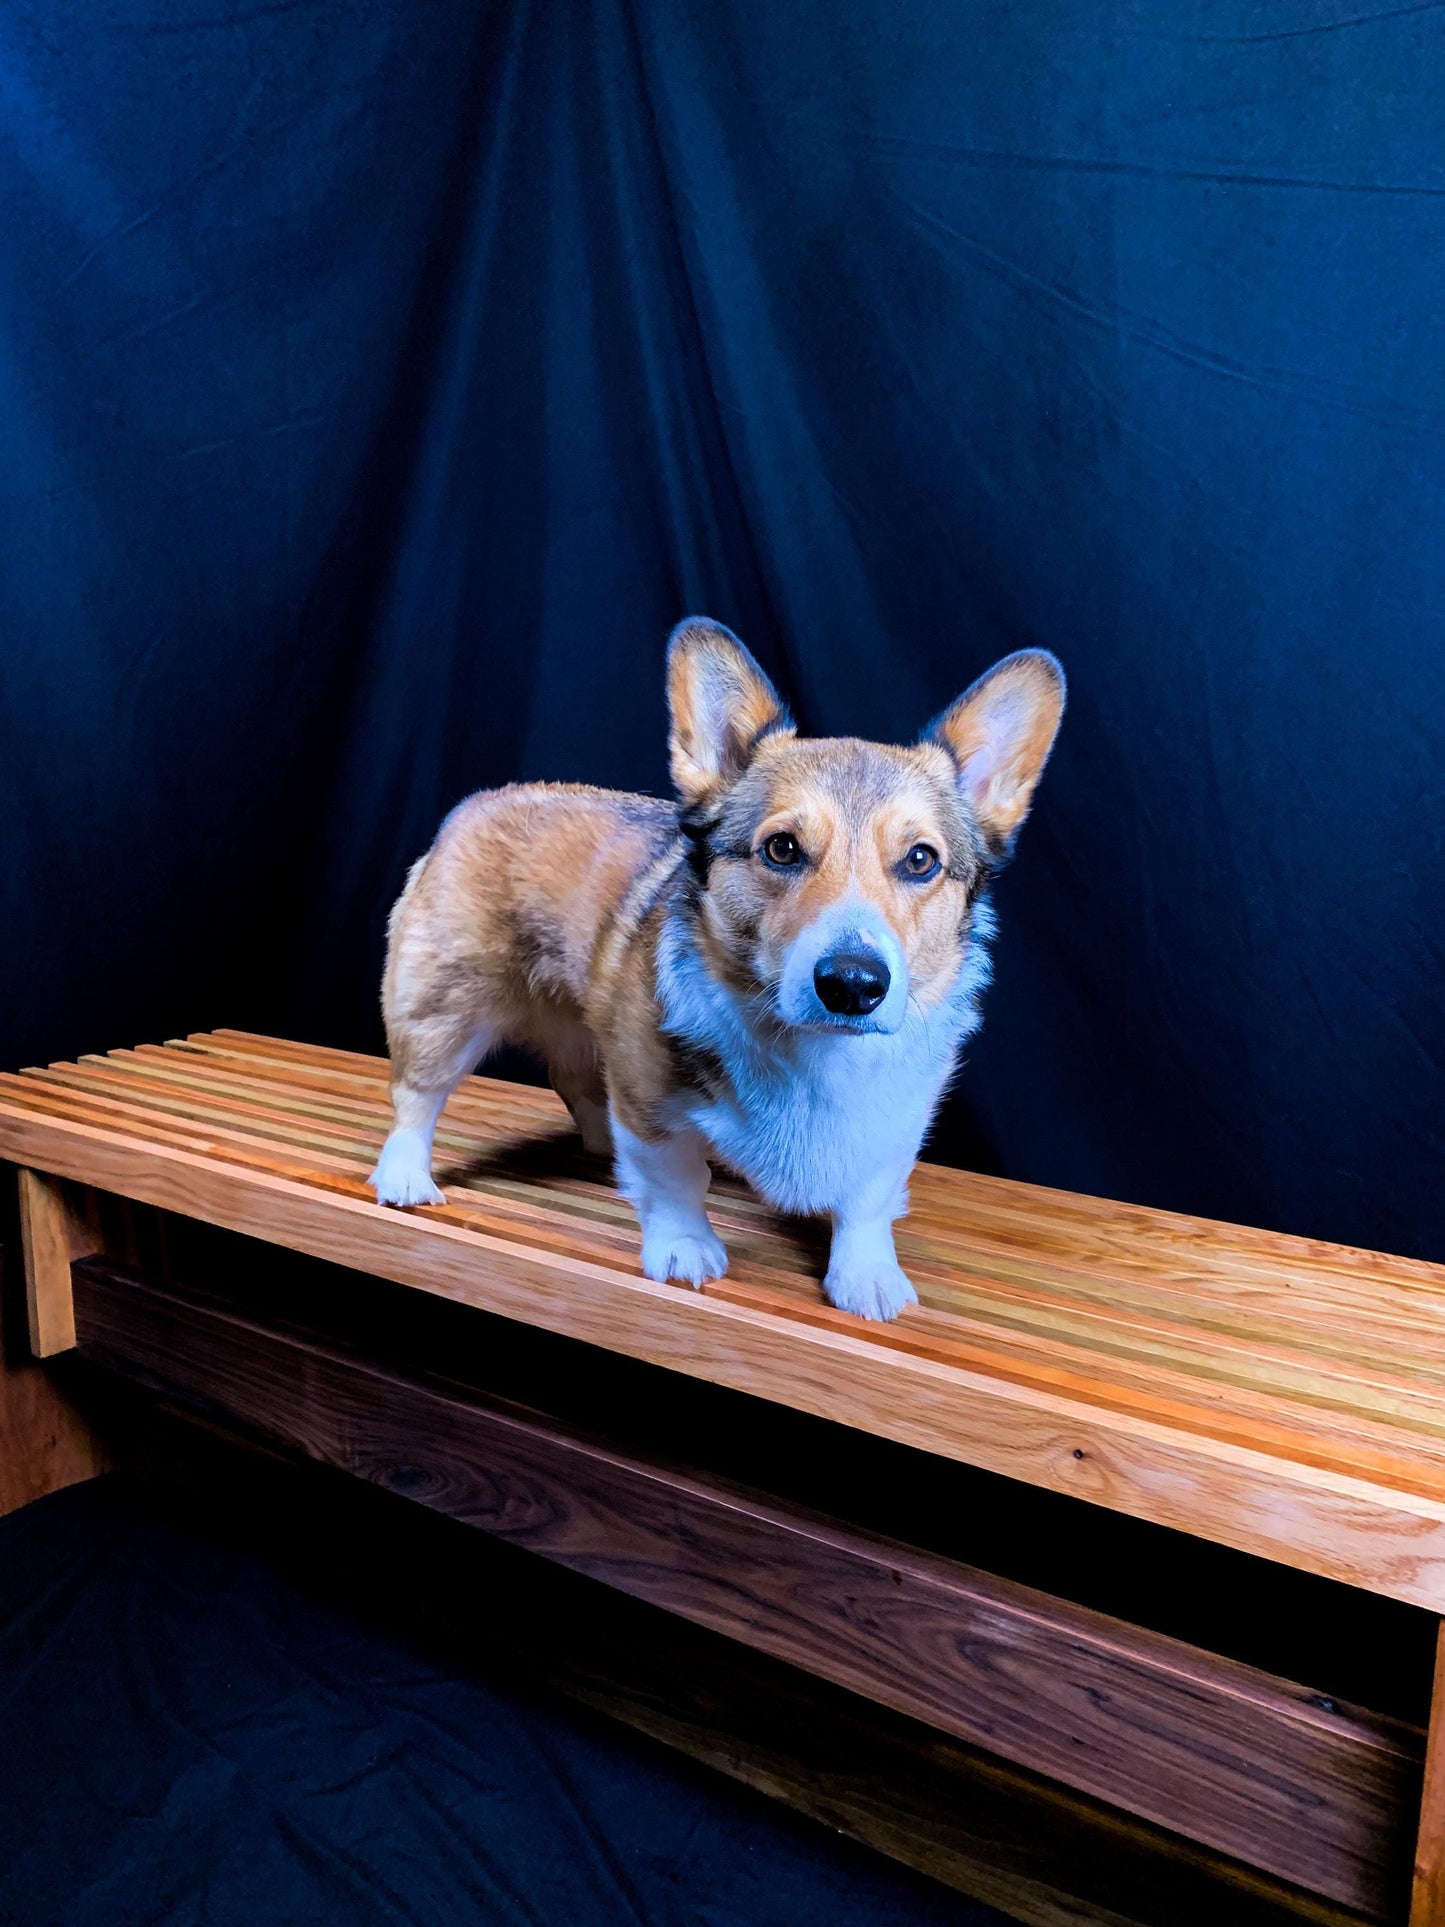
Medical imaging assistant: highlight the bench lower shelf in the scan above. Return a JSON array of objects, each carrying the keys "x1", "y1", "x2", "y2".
[{"x1": 70, "y1": 1253, "x2": 1422, "y2": 1921}]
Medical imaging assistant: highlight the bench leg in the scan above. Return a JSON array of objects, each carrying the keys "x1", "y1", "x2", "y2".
[
  {"x1": 17, "y1": 1169, "x2": 100, "y2": 1357},
  {"x1": 1412, "y1": 1620, "x2": 1445, "y2": 1923}
]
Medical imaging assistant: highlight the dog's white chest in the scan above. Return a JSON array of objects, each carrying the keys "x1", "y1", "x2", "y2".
[
  {"x1": 657, "y1": 911, "x2": 987, "y2": 1220},
  {"x1": 685, "y1": 1039, "x2": 945, "y2": 1215}
]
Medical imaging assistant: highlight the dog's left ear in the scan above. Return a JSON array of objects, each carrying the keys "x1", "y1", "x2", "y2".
[
  {"x1": 924, "y1": 650, "x2": 1066, "y2": 857},
  {"x1": 667, "y1": 618, "x2": 793, "y2": 807}
]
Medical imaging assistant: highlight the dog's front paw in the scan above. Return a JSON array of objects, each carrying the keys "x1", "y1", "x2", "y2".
[
  {"x1": 641, "y1": 1225, "x2": 728, "y2": 1288},
  {"x1": 369, "y1": 1134, "x2": 446, "y2": 1209},
  {"x1": 823, "y1": 1257, "x2": 918, "y2": 1322}
]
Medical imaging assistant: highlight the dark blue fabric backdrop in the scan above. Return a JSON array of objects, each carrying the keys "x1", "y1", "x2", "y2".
[{"x1": 2, "y1": 0, "x2": 1442, "y2": 1257}]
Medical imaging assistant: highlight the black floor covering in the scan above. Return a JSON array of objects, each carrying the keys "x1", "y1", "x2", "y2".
[{"x1": 0, "y1": 1473, "x2": 1014, "y2": 1927}]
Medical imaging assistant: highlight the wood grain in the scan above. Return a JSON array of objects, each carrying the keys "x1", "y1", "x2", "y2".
[
  {"x1": 7, "y1": 1034, "x2": 1445, "y2": 1607},
  {"x1": 537, "y1": 1588, "x2": 1383, "y2": 1927},
  {"x1": 17, "y1": 1166, "x2": 99, "y2": 1355},
  {"x1": 72, "y1": 1258, "x2": 1422, "y2": 1913},
  {"x1": 134, "y1": 1423, "x2": 1380, "y2": 1927},
  {"x1": 0, "y1": 1230, "x2": 106, "y2": 1518},
  {"x1": 1412, "y1": 1621, "x2": 1445, "y2": 1924}
]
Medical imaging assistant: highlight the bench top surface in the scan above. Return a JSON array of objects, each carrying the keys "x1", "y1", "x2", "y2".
[{"x1": 6, "y1": 1031, "x2": 1445, "y2": 1608}]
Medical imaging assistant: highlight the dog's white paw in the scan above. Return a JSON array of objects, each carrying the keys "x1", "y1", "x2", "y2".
[
  {"x1": 369, "y1": 1134, "x2": 446, "y2": 1209},
  {"x1": 823, "y1": 1257, "x2": 918, "y2": 1322},
  {"x1": 641, "y1": 1225, "x2": 728, "y2": 1288}
]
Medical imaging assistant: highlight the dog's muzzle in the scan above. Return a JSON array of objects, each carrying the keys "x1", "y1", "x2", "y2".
[{"x1": 813, "y1": 949, "x2": 891, "y2": 1018}]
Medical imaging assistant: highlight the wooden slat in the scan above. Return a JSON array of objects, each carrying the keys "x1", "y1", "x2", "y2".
[
  {"x1": 14, "y1": 1048, "x2": 1445, "y2": 1449},
  {"x1": 22, "y1": 1051, "x2": 1445, "y2": 1488},
  {"x1": 71, "y1": 1259, "x2": 1423, "y2": 1912},
  {"x1": 178, "y1": 1034, "x2": 1445, "y2": 1329},
  {"x1": 12, "y1": 1095, "x2": 1445, "y2": 1607},
  {"x1": 25, "y1": 1048, "x2": 1441, "y2": 1348},
  {"x1": 131, "y1": 1043, "x2": 1445, "y2": 1366},
  {"x1": 26, "y1": 1055, "x2": 1445, "y2": 1494},
  {"x1": 144, "y1": 1422, "x2": 1376, "y2": 1927},
  {"x1": 10, "y1": 1036, "x2": 1445, "y2": 1609},
  {"x1": 14, "y1": 1066, "x2": 1443, "y2": 1496},
  {"x1": 510, "y1": 1563, "x2": 1382, "y2": 1927}
]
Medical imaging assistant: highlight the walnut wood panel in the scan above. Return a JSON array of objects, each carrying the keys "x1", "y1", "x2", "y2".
[
  {"x1": 530, "y1": 1579, "x2": 1382, "y2": 1927},
  {"x1": 7, "y1": 1034, "x2": 1445, "y2": 1606},
  {"x1": 72, "y1": 1259, "x2": 1422, "y2": 1913},
  {"x1": 134, "y1": 1427, "x2": 1380, "y2": 1927}
]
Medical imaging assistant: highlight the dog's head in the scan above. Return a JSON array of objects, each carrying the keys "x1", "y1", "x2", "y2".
[{"x1": 668, "y1": 618, "x2": 1064, "y2": 1035}]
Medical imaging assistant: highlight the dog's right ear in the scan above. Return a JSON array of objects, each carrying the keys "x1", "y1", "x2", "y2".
[
  {"x1": 923, "y1": 650, "x2": 1065, "y2": 859},
  {"x1": 667, "y1": 619, "x2": 793, "y2": 807}
]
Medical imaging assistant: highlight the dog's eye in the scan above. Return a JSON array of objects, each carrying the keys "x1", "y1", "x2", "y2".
[
  {"x1": 902, "y1": 842, "x2": 941, "y2": 880},
  {"x1": 760, "y1": 832, "x2": 803, "y2": 869}
]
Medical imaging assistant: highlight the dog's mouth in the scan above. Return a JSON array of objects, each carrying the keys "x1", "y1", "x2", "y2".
[
  {"x1": 789, "y1": 1009, "x2": 899, "y2": 1038},
  {"x1": 748, "y1": 995, "x2": 892, "y2": 1039}
]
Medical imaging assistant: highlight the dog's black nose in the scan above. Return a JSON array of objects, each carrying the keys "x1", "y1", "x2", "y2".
[{"x1": 814, "y1": 950, "x2": 891, "y2": 1017}]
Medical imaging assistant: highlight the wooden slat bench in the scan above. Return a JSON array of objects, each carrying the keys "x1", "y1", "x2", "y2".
[{"x1": 5, "y1": 1030, "x2": 1445, "y2": 1925}]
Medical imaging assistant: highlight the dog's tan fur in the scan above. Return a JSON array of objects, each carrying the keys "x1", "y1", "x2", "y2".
[
  {"x1": 373, "y1": 619, "x2": 1064, "y2": 1319},
  {"x1": 382, "y1": 783, "x2": 674, "y2": 1140}
]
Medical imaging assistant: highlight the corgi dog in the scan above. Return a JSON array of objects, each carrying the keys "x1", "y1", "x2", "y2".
[{"x1": 369, "y1": 619, "x2": 1064, "y2": 1321}]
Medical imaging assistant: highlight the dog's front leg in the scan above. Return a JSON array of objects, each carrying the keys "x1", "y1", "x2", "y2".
[
  {"x1": 823, "y1": 1168, "x2": 918, "y2": 1322},
  {"x1": 613, "y1": 1118, "x2": 727, "y2": 1287}
]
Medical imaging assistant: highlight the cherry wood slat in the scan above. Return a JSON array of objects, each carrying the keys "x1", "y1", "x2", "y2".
[
  {"x1": 35, "y1": 1047, "x2": 1445, "y2": 1440},
  {"x1": 33, "y1": 1065, "x2": 1445, "y2": 1486},
  {"x1": 12, "y1": 1036, "x2": 1445, "y2": 1608},
  {"x1": 17, "y1": 1065, "x2": 1445, "y2": 1482},
  {"x1": 70, "y1": 1259, "x2": 1423, "y2": 1913},
  {"x1": 27, "y1": 1053, "x2": 1445, "y2": 1479},
  {"x1": 17, "y1": 1063, "x2": 1445, "y2": 1497},
  {"x1": 83, "y1": 1043, "x2": 1445, "y2": 1365},
  {"x1": 115, "y1": 1047, "x2": 1445, "y2": 1375},
  {"x1": 33, "y1": 1047, "x2": 1445, "y2": 1380},
  {"x1": 197, "y1": 1030, "x2": 1445, "y2": 1301}
]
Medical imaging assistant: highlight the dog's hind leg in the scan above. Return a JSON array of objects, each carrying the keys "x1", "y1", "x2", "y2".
[
  {"x1": 370, "y1": 1001, "x2": 496, "y2": 1209},
  {"x1": 543, "y1": 1020, "x2": 613, "y2": 1158}
]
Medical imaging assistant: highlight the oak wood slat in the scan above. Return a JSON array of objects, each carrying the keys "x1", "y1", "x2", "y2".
[
  {"x1": 19, "y1": 1040, "x2": 1445, "y2": 1402},
  {"x1": 10, "y1": 1038, "x2": 1445, "y2": 1610},
  {"x1": 70, "y1": 1258, "x2": 1423, "y2": 1913},
  {"x1": 28, "y1": 1050, "x2": 1445, "y2": 1409},
  {"x1": 22, "y1": 1055, "x2": 1445, "y2": 1487},
  {"x1": 28, "y1": 1057, "x2": 1445, "y2": 1487},
  {"x1": 122, "y1": 1045, "x2": 1445, "y2": 1382},
  {"x1": 118, "y1": 1048, "x2": 1445, "y2": 1364},
  {"x1": 20, "y1": 1063, "x2": 1445, "y2": 1494}
]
